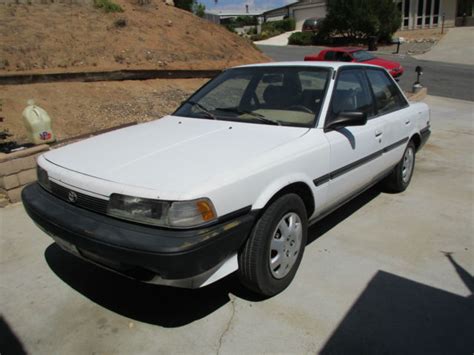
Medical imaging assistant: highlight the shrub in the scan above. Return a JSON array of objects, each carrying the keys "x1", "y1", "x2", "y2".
[
  {"x1": 224, "y1": 24, "x2": 237, "y2": 33},
  {"x1": 234, "y1": 16, "x2": 258, "y2": 27},
  {"x1": 262, "y1": 18, "x2": 296, "y2": 33},
  {"x1": 249, "y1": 19, "x2": 296, "y2": 41},
  {"x1": 193, "y1": 2, "x2": 205, "y2": 18},
  {"x1": 174, "y1": 0, "x2": 194, "y2": 11},
  {"x1": 94, "y1": 0, "x2": 123, "y2": 13},
  {"x1": 288, "y1": 31, "x2": 315, "y2": 45},
  {"x1": 320, "y1": 0, "x2": 401, "y2": 43}
]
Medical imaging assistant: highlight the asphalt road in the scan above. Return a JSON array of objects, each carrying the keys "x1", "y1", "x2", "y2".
[{"x1": 258, "y1": 45, "x2": 474, "y2": 101}]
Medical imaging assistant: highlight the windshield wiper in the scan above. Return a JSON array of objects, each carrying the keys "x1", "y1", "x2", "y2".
[
  {"x1": 215, "y1": 107, "x2": 281, "y2": 126},
  {"x1": 187, "y1": 101, "x2": 217, "y2": 120}
]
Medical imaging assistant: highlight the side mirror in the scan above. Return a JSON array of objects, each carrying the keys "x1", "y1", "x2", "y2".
[{"x1": 326, "y1": 111, "x2": 367, "y2": 130}]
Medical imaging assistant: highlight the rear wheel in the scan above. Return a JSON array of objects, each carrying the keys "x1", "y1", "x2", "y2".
[
  {"x1": 238, "y1": 194, "x2": 308, "y2": 296},
  {"x1": 384, "y1": 141, "x2": 416, "y2": 192}
]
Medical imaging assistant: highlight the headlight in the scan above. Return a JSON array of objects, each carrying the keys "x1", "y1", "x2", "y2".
[
  {"x1": 107, "y1": 194, "x2": 217, "y2": 228},
  {"x1": 37, "y1": 165, "x2": 51, "y2": 191}
]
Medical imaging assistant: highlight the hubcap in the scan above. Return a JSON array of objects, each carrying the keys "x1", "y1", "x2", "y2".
[
  {"x1": 402, "y1": 147, "x2": 414, "y2": 183},
  {"x1": 269, "y1": 212, "x2": 302, "y2": 279}
]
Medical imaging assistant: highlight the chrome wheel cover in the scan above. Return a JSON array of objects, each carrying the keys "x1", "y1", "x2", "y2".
[
  {"x1": 402, "y1": 146, "x2": 415, "y2": 183},
  {"x1": 269, "y1": 212, "x2": 303, "y2": 279}
]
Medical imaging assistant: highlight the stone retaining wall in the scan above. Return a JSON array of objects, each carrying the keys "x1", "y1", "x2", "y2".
[{"x1": 0, "y1": 145, "x2": 49, "y2": 206}]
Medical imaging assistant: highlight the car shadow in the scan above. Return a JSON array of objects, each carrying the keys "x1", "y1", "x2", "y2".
[
  {"x1": 320, "y1": 254, "x2": 474, "y2": 355},
  {"x1": 307, "y1": 184, "x2": 381, "y2": 245},
  {"x1": 44, "y1": 185, "x2": 382, "y2": 327},
  {"x1": 44, "y1": 243, "x2": 264, "y2": 328},
  {"x1": 0, "y1": 316, "x2": 27, "y2": 355}
]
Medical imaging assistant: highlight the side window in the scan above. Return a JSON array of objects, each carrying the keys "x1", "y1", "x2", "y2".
[
  {"x1": 366, "y1": 69, "x2": 407, "y2": 114},
  {"x1": 298, "y1": 71, "x2": 327, "y2": 91},
  {"x1": 324, "y1": 51, "x2": 337, "y2": 60},
  {"x1": 298, "y1": 71, "x2": 328, "y2": 113},
  {"x1": 329, "y1": 69, "x2": 374, "y2": 121}
]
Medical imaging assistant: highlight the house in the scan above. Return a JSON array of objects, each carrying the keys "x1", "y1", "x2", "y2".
[
  {"x1": 204, "y1": 10, "x2": 263, "y2": 25},
  {"x1": 396, "y1": 0, "x2": 473, "y2": 29},
  {"x1": 263, "y1": 0, "x2": 326, "y2": 30},
  {"x1": 262, "y1": 0, "x2": 473, "y2": 30}
]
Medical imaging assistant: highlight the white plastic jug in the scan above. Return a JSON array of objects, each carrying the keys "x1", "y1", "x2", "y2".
[{"x1": 22, "y1": 100, "x2": 55, "y2": 145}]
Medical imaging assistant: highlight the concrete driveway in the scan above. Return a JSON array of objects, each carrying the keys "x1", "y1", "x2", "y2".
[
  {"x1": 1, "y1": 95, "x2": 473, "y2": 354},
  {"x1": 415, "y1": 27, "x2": 474, "y2": 65},
  {"x1": 253, "y1": 31, "x2": 298, "y2": 46}
]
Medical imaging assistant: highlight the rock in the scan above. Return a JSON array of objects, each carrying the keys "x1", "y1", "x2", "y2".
[
  {"x1": 166, "y1": 20, "x2": 173, "y2": 27},
  {"x1": 163, "y1": 0, "x2": 174, "y2": 5}
]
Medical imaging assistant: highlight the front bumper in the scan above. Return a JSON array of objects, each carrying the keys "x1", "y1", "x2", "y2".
[
  {"x1": 22, "y1": 183, "x2": 255, "y2": 283},
  {"x1": 419, "y1": 126, "x2": 431, "y2": 150}
]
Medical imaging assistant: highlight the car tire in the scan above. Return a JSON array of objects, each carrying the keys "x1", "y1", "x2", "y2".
[
  {"x1": 238, "y1": 193, "x2": 308, "y2": 296},
  {"x1": 384, "y1": 141, "x2": 416, "y2": 193}
]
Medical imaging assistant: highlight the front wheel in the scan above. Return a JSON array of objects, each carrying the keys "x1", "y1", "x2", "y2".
[
  {"x1": 238, "y1": 194, "x2": 308, "y2": 296},
  {"x1": 383, "y1": 141, "x2": 416, "y2": 192}
]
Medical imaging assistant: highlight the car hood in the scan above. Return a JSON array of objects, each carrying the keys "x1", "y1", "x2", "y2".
[
  {"x1": 44, "y1": 115, "x2": 309, "y2": 196},
  {"x1": 364, "y1": 57, "x2": 401, "y2": 70}
]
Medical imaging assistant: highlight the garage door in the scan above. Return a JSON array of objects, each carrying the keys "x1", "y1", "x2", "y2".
[{"x1": 293, "y1": 5, "x2": 326, "y2": 30}]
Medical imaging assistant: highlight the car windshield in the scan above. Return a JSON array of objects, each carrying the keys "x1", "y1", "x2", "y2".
[
  {"x1": 174, "y1": 66, "x2": 331, "y2": 127},
  {"x1": 351, "y1": 50, "x2": 376, "y2": 62}
]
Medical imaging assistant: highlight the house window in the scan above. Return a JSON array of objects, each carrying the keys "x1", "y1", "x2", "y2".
[
  {"x1": 401, "y1": 0, "x2": 442, "y2": 30},
  {"x1": 400, "y1": 0, "x2": 411, "y2": 29}
]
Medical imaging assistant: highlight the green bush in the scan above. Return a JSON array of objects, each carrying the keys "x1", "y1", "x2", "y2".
[
  {"x1": 223, "y1": 24, "x2": 237, "y2": 33},
  {"x1": 249, "y1": 19, "x2": 296, "y2": 41},
  {"x1": 250, "y1": 29, "x2": 278, "y2": 41},
  {"x1": 193, "y1": 2, "x2": 205, "y2": 18},
  {"x1": 262, "y1": 18, "x2": 296, "y2": 33},
  {"x1": 320, "y1": 0, "x2": 401, "y2": 43},
  {"x1": 288, "y1": 31, "x2": 315, "y2": 45},
  {"x1": 174, "y1": 0, "x2": 194, "y2": 11},
  {"x1": 234, "y1": 16, "x2": 258, "y2": 27},
  {"x1": 94, "y1": 0, "x2": 123, "y2": 12}
]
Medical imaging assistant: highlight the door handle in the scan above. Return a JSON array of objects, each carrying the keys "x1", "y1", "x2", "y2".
[
  {"x1": 405, "y1": 120, "x2": 411, "y2": 125},
  {"x1": 375, "y1": 130, "x2": 383, "y2": 137}
]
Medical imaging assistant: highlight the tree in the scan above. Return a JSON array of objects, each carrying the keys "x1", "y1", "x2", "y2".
[
  {"x1": 174, "y1": 0, "x2": 194, "y2": 11},
  {"x1": 193, "y1": 2, "x2": 206, "y2": 17},
  {"x1": 320, "y1": 0, "x2": 401, "y2": 42}
]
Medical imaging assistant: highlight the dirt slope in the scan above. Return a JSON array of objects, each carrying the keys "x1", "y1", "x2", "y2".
[
  {"x1": 0, "y1": 0, "x2": 269, "y2": 74},
  {"x1": 2, "y1": 79, "x2": 208, "y2": 142}
]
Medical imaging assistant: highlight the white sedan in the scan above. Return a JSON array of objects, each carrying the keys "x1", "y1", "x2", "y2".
[{"x1": 23, "y1": 62, "x2": 431, "y2": 296}]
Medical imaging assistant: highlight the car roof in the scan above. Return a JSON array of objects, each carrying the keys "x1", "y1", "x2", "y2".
[{"x1": 234, "y1": 61, "x2": 379, "y2": 70}]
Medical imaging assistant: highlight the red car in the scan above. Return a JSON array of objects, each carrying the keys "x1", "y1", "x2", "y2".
[{"x1": 304, "y1": 47, "x2": 404, "y2": 78}]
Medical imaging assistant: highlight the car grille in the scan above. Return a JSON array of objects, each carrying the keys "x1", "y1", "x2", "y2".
[{"x1": 50, "y1": 181, "x2": 109, "y2": 214}]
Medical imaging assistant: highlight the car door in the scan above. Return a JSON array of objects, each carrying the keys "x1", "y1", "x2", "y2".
[
  {"x1": 322, "y1": 68, "x2": 386, "y2": 209},
  {"x1": 365, "y1": 68, "x2": 413, "y2": 169}
]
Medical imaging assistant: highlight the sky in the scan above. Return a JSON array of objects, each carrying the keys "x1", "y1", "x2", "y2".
[{"x1": 199, "y1": 0, "x2": 294, "y2": 13}]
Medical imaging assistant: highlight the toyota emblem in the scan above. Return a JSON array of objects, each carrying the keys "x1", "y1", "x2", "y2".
[{"x1": 68, "y1": 191, "x2": 78, "y2": 203}]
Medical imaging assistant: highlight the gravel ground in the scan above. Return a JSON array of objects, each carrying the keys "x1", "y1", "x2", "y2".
[{"x1": 1, "y1": 78, "x2": 209, "y2": 143}]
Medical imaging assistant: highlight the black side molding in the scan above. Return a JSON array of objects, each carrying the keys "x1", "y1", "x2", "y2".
[{"x1": 313, "y1": 137, "x2": 408, "y2": 187}]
